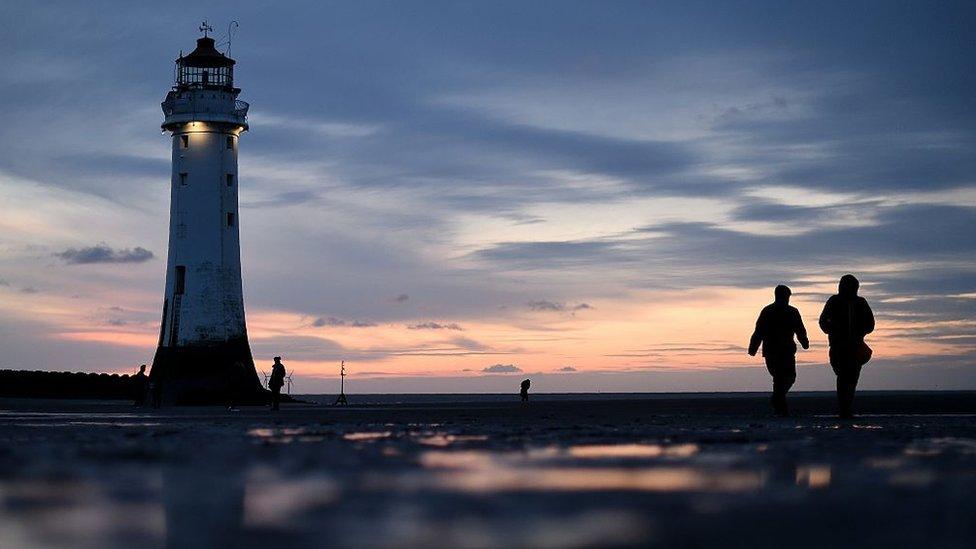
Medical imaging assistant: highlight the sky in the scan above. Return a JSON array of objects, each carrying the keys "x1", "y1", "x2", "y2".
[{"x1": 1, "y1": 1, "x2": 974, "y2": 393}]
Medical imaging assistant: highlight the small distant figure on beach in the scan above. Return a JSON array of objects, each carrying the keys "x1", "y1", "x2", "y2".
[
  {"x1": 820, "y1": 274, "x2": 875, "y2": 419},
  {"x1": 520, "y1": 379, "x2": 531, "y2": 403},
  {"x1": 269, "y1": 356, "x2": 286, "y2": 411},
  {"x1": 132, "y1": 364, "x2": 148, "y2": 406},
  {"x1": 749, "y1": 285, "x2": 809, "y2": 417}
]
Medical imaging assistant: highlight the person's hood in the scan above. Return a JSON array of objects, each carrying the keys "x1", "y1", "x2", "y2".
[{"x1": 838, "y1": 274, "x2": 859, "y2": 297}]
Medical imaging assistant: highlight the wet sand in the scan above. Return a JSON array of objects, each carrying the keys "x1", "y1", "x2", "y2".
[{"x1": 1, "y1": 392, "x2": 975, "y2": 548}]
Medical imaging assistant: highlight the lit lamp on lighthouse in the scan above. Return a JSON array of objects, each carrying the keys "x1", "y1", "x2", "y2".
[{"x1": 150, "y1": 23, "x2": 262, "y2": 403}]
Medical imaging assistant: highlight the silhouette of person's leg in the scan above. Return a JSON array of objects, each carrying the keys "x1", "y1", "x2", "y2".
[
  {"x1": 778, "y1": 356, "x2": 797, "y2": 416},
  {"x1": 837, "y1": 364, "x2": 861, "y2": 419},
  {"x1": 765, "y1": 356, "x2": 796, "y2": 416},
  {"x1": 831, "y1": 348, "x2": 861, "y2": 419}
]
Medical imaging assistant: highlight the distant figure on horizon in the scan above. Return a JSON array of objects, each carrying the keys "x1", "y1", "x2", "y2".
[
  {"x1": 133, "y1": 364, "x2": 148, "y2": 406},
  {"x1": 749, "y1": 285, "x2": 809, "y2": 417},
  {"x1": 520, "y1": 379, "x2": 531, "y2": 403},
  {"x1": 819, "y1": 274, "x2": 875, "y2": 419},
  {"x1": 269, "y1": 356, "x2": 286, "y2": 411}
]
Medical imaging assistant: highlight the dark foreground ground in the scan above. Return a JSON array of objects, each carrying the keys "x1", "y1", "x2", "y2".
[{"x1": 1, "y1": 392, "x2": 975, "y2": 548}]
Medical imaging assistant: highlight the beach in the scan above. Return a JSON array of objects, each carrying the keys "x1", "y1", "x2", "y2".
[{"x1": 1, "y1": 392, "x2": 975, "y2": 548}]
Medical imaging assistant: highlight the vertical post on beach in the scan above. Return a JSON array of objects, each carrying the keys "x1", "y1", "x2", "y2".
[{"x1": 334, "y1": 361, "x2": 348, "y2": 406}]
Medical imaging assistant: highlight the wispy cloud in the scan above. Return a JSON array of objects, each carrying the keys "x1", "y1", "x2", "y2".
[
  {"x1": 55, "y1": 244, "x2": 154, "y2": 265},
  {"x1": 312, "y1": 316, "x2": 377, "y2": 328},
  {"x1": 527, "y1": 300, "x2": 592, "y2": 312},
  {"x1": 482, "y1": 363, "x2": 522, "y2": 374},
  {"x1": 408, "y1": 321, "x2": 463, "y2": 331}
]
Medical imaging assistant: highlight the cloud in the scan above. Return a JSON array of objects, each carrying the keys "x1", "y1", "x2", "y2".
[
  {"x1": 450, "y1": 337, "x2": 489, "y2": 352},
  {"x1": 408, "y1": 321, "x2": 463, "y2": 331},
  {"x1": 482, "y1": 363, "x2": 522, "y2": 374},
  {"x1": 20, "y1": 286, "x2": 39, "y2": 294},
  {"x1": 313, "y1": 316, "x2": 377, "y2": 328},
  {"x1": 55, "y1": 244, "x2": 154, "y2": 265},
  {"x1": 394, "y1": 294, "x2": 410, "y2": 303},
  {"x1": 526, "y1": 300, "x2": 593, "y2": 312},
  {"x1": 242, "y1": 190, "x2": 320, "y2": 209},
  {"x1": 527, "y1": 300, "x2": 563, "y2": 311},
  {"x1": 557, "y1": 366, "x2": 577, "y2": 372}
]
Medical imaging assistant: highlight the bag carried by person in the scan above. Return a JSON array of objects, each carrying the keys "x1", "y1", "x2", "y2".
[
  {"x1": 847, "y1": 301, "x2": 872, "y2": 366},
  {"x1": 854, "y1": 341, "x2": 872, "y2": 367}
]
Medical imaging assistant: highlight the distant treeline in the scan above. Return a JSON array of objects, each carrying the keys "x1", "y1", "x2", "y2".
[{"x1": 0, "y1": 369, "x2": 142, "y2": 400}]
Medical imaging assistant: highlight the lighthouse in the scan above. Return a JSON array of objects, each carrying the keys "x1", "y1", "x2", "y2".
[{"x1": 149, "y1": 26, "x2": 262, "y2": 403}]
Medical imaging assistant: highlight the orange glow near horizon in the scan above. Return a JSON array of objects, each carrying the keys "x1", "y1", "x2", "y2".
[{"x1": 0, "y1": 282, "x2": 959, "y2": 382}]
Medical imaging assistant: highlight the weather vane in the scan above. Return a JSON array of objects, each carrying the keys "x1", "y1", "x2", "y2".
[{"x1": 199, "y1": 20, "x2": 213, "y2": 37}]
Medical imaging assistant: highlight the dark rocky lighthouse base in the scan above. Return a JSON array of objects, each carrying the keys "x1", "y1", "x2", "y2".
[{"x1": 149, "y1": 339, "x2": 266, "y2": 405}]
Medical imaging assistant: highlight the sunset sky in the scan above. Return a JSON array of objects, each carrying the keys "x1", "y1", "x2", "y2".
[{"x1": 1, "y1": 1, "x2": 974, "y2": 393}]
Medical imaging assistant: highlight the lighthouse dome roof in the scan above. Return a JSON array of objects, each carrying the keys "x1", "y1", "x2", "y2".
[{"x1": 179, "y1": 37, "x2": 235, "y2": 68}]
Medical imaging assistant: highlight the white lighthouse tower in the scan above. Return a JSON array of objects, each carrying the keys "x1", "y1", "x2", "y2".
[{"x1": 150, "y1": 26, "x2": 262, "y2": 403}]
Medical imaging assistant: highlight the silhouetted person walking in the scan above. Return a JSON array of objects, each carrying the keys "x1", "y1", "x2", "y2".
[
  {"x1": 269, "y1": 356, "x2": 286, "y2": 411},
  {"x1": 132, "y1": 364, "x2": 148, "y2": 406},
  {"x1": 520, "y1": 379, "x2": 531, "y2": 403},
  {"x1": 819, "y1": 274, "x2": 875, "y2": 419},
  {"x1": 749, "y1": 285, "x2": 809, "y2": 416}
]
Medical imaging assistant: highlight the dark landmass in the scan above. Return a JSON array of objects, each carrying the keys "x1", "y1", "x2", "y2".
[
  {"x1": 0, "y1": 369, "x2": 297, "y2": 405},
  {"x1": 0, "y1": 369, "x2": 141, "y2": 400},
  {"x1": 1, "y1": 392, "x2": 975, "y2": 548}
]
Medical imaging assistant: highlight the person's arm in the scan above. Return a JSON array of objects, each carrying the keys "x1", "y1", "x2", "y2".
[
  {"x1": 818, "y1": 298, "x2": 833, "y2": 335},
  {"x1": 795, "y1": 309, "x2": 810, "y2": 349},
  {"x1": 748, "y1": 309, "x2": 765, "y2": 356}
]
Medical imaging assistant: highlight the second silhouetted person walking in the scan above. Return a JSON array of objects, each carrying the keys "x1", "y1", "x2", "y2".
[
  {"x1": 749, "y1": 285, "x2": 809, "y2": 416},
  {"x1": 819, "y1": 274, "x2": 875, "y2": 419}
]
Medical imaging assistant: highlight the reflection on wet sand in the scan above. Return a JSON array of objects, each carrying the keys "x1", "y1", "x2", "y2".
[
  {"x1": 244, "y1": 468, "x2": 338, "y2": 529},
  {"x1": 343, "y1": 431, "x2": 392, "y2": 441},
  {"x1": 3, "y1": 397, "x2": 976, "y2": 548},
  {"x1": 795, "y1": 465, "x2": 831, "y2": 489},
  {"x1": 569, "y1": 443, "x2": 699, "y2": 459},
  {"x1": 416, "y1": 446, "x2": 761, "y2": 493},
  {"x1": 163, "y1": 459, "x2": 245, "y2": 549},
  {"x1": 430, "y1": 466, "x2": 765, "y2": 493},
  {"x1": 0, "y1": 473, "x2": 164, "y2": 548}
]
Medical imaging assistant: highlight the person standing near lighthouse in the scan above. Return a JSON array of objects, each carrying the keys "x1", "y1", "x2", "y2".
[
  {"x1": 149, "y1": 24, "x2": 262, "y2": 404},
  {"x1": 269, "y1": 357, "x2": 286, "y2": 411}
]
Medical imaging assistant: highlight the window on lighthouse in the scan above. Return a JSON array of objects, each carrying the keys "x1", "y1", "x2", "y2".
[
  {"x1": 226, "y1": 136, "x2": 234, "y2": 150},
  {"x1": 227, "y1": 212, "x2": 235, "y2": 227},
  {"x1": 226, "y1": 174, "x2": 234, "y2": 187},
  {"x1": 180, "y1": 135, "x2": 189, "y2": 149},
  {"x1": 179, "y1": 173, "x2": 188, "y2": 186}
]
